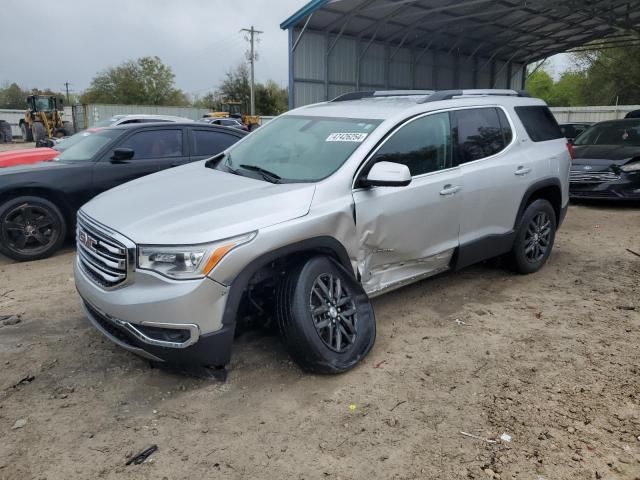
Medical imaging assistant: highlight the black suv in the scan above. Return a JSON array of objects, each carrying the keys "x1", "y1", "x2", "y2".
[{"x1": 0, "y1": 123, "x2": 246, "y2": 261}]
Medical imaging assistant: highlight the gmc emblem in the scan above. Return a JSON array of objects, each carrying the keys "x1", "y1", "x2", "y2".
[{"x1": 78, "y1": 230, "x2": 97, "y2": 251}]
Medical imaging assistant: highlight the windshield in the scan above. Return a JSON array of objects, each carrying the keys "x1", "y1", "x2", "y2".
[
  {"x1": 92, "y1": 117, "x2": 122, "y2": 128},
  {"x1": 574, "y1": 120, "x2": 640, "y2": 146},
  {"x1": 34, "y1": 97, "x2": 53, "y2": 111},
  {"x1": 220, "y1": 115, "x2": 381, "y2": 182},
  {"x1": 56, "y1": 130, "x2": 123, "y2": 161},
  {"x1": 53, "y1": 130, "x2": 99, "y2": 152}
]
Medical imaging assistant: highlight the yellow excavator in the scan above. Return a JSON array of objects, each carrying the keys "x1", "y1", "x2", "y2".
[
  {"x1": 203, "y1": 101, "x2": 260, "y2": 131},
  {"x1": 19, "y1": 95, "x2": 74, "y2": 144}
]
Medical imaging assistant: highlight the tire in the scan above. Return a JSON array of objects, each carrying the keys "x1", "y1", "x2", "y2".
[
  {"x1": 0, "y1": 196, "x2": 67, "y2": 262},
  {"x1": 31, "y1": 122, "x2": 46, "y2": 144},
  {"x1": 62, "y1": 121, "x2": 74, "y2": 136},
  {"x1": 20, "y1": 123, "x2": 33, "y2": 142},
  {"x1": 509, "y1": 199, "x2": 556, "y2": 274},
  {"x1": 276, "y1": 256, "x2": 376, "y2": 373},
  {"x1": 0, "y1": 121, "x2": 11, "y2": 143}
]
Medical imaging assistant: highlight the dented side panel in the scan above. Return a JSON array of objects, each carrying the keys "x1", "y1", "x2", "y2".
[{"x1": 352, "y1": 169, "x2": 462, "y2": 294}]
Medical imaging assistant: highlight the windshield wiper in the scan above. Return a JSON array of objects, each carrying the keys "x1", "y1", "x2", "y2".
[{"x1": 239, "y1": 164, "x2": 281, "y2": 183}]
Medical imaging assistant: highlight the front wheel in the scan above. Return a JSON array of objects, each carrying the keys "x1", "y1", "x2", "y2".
[
  {"x1": 0, "y1": 196, "x2": 67, "y2": 261},
  {"x1": 31, "y1": 122, "x2": 46, "y2": 144},
  {"x1": 509, "y1": 199, "x2": 556, "y2": 274},
  {"x1": 276, "y1": 256, "x2": 376, "y2": 374},
  {"x1": 21, "y1": 123, "x2": 33, "y2": 142}
]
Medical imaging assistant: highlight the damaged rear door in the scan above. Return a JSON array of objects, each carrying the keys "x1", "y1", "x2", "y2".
[{"x1": 353, "y1": 111, "x2": 461, "y2": 296}]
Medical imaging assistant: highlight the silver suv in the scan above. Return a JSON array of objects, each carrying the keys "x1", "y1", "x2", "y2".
[{"x1": 74, "y1": 90, "x2": 571, "y2": 374}]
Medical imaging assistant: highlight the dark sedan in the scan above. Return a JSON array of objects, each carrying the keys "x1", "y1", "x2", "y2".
[
  {"x1": 569, "y1": 119, "x2": 640, "y2": 201},
  {"x1": 559, "y1": 122, "x2": 592, "y2": 142},
  {"x1": 0, "y1": 123, "x2": 246, "y2": 261}
]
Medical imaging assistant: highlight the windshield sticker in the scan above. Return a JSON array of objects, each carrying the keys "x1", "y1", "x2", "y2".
[{"x1": 326, "y1": 132, "x2": 368, "y2": 143}]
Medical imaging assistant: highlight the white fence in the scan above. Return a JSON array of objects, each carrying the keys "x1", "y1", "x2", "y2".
[{"x1": 550, "y1": 105, "x2": 639, "y2": 123}]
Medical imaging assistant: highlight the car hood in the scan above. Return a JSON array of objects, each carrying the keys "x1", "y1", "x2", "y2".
[
  {"x1": 0, "y1": 147, "x2": 58, "y2": 168},
  {"x1": 572, "y1": 145, "x2": 640, "y2": 169},
  {"x1": 81, "y1": 161, "x2": 317, "y2": 245}
]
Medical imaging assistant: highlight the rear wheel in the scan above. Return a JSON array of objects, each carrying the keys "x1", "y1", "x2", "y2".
[
  {"x1": 31, "y1": 122, "x2": 46, "y2": 144},
  {"x1": 276, "y1": 256, "x2": 376, "y2": 373},
  {"x1": 0, "y1": 196, "x2": 67, "y2": 262},
  {"x1": 0, "y1": 121, "x2": 11, "y2": 143},
  {"x1": 509, "y1": 199, "x2": 556, "y2": 274},
  {"x1": 21, "y1": 123, "x2": 33, "y2": 142}
]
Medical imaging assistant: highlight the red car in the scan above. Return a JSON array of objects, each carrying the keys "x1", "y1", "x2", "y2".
[
  {"x1": 0, "y1": 129, "x2": 101, "y2": 168},
  {"x1": 0, "y1": 147, "x2": 58, "y2": 168}
]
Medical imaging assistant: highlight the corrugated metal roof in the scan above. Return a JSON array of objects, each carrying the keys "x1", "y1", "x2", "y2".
[{"x1": 281, "y1": 0, "x2": 640, "y2": 64}]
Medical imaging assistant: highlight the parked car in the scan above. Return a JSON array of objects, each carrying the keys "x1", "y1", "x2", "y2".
[
  {"x1": 0, "y1": 147, "x2": 59, "y2": 168},
  {"x1": 625, "y1": 110, "x2": 640, "y2": 119},
  {"x1": 559, "y1": 122, "x2": 593, "y2": 142},
  {"x1": 75, "y1": 89, "x2": 571, "y2": 374},
  {"x1": 92, "y1": 114, "x2": 194, "y2": 127},
  {"x1": 569, "y1": 119, "x2": 640, "y2": 200},
  {"x1": 0, "y1": 128, "x2": 103, "y2": 169},
  {"x1": 0, "y1": 123, "x2": 246, "y2": 261},
  {"x1": 200, "y1": 117, "x2": 249, "y2": 132}
]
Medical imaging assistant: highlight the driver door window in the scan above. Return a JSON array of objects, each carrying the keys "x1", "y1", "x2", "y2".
[
  {"x1": 373, "y1": 113, "x2": 452, "y2": 176},
  {"x1": 118, "y1": 129, "x2": 183, "y2": 159}
]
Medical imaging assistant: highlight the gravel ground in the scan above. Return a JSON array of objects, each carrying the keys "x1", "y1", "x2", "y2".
[{"x1": 0, "y1": 191, "x2": 639, "y2": 479}]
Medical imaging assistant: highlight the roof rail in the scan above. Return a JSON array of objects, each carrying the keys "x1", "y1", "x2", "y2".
[
  {"x1": 331, "y1": 90, "x2": 435, "y2": 102},
  {"x1": 420, "y1": 89, "x2": 530, "y2": 103}
]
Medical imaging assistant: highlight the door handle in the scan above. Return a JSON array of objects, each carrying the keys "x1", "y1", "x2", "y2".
[
  {"x1": 515, "y1": 166, "x2": 532, "y2": 176},
  {"x1": 439, "y1": 184, "x2": 462, "y2": 196}
]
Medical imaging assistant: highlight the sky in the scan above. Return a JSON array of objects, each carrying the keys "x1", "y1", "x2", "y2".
[
  {"x1": 1, "y1": 0, "x2": 308, "y2": 97},
  {"x1": 1, "y1": 0, "x2": 571, "y2": 98}
]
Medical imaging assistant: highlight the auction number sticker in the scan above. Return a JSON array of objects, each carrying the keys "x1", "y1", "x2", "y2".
[{"x1": 326, "y1": 132, "x2": 368, "y2": 142}]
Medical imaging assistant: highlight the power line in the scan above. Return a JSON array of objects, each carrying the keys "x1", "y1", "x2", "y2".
[{"x1": 240, "y1": 25, "x2": 263, "y2": 116}]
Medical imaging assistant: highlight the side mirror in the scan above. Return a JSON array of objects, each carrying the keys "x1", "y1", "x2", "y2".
[
  {"x1": 362, "y1": 161, "x2": 412, "y2": 187},
  {"x1": 567, "y1": 138, "x2": 574, "y2": 145},
  {"x1": 111, "y1": 148, "x2": 135, "y2": 162}
]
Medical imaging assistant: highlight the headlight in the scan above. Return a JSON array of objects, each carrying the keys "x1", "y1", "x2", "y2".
[
  {"x1": 620, "y1": 161, "x2": 640, "y2": 173},
  {"x1": 138, "y1": 232, "x2": 256, "y2": 280}
]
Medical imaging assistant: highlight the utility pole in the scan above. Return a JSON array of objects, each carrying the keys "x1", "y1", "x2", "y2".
[
  {"x1": 241, "y1": 26, "x2": 263, "y2": 116},
  {"x1": 64, "y1": 82, "x2": 71, "y2": 103}
]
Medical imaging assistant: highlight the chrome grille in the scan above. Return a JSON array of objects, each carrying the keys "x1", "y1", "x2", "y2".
[
  {"x1": 76, "y1": 215, "x2": 128, "y2": 288},
  {"x1": 570, "y1": 170, "x2": 619, "y2": 184}
]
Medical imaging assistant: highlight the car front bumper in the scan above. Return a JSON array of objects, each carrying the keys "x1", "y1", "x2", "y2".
[
  {"x1": 75, "y1": 256, "x2": 234, "y2": 367},
  {"x1": 569, "y1": 174, "x2": 640, "y2": 200}
]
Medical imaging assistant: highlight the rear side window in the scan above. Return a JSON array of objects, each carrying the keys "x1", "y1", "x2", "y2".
[
  {"x1": 453, "y1": 108, "x2": 506, "y2": 164},
  {"x1": 191, "y1": 129, "x2": 238, "y2": 156},
  {"x1": 515, "y1": 106, "x2": 563, "y2": 142}
]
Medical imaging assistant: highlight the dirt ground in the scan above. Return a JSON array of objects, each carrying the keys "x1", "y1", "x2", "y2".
[{"x1": 0, "y1": 186, "x2": 639, "y2": 478}]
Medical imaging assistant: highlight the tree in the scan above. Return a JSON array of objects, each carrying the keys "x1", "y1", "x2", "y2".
[
  {"x1": 81, "y1": 56, "x2": 189, "y2": 106},
  {"x1": 214, "y1": 63, "x2": 288, "y2": 115},
  {"x1": 571, "y1": 46, "x2": 640, "y2": 105},
  {"x1": 255, "y1": 80, "x2": 288, "y2": 115},
  {"x1": 0, "y1": 83, "x2": 28, "y2": 109},
  {"x1": 218, "y1": 63, "x2": 251, "y2": 113},
  {"x1": 525, "y1": 69, "x2": 554, "y2": 103},
  {"x1": 548, "y1": 71, "x2": 586, "y2": 107}
]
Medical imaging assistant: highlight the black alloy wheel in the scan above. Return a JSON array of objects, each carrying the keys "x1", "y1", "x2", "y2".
[
  {"x1": 309, "y1": 273, "x2": 358, "y2": 353},
  {"x1": 0, "y1": 197, "x2": 66, "y2": 261},
  {"x1": 523, "y1": 211, "x2": 552, "y2": 263},
  {"x1": 509, "y1": 198, "x2": 556, "y2": 274},
  {"x1": 276, "y1": 256, "x2": 376, "y2": 373}
]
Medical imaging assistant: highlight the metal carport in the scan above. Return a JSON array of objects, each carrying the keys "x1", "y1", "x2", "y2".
[{"x1": 281, "y1": 0, "x2": 640, "y2": 108}]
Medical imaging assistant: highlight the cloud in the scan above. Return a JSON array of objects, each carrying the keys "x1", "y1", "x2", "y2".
[{"x1": 1, "y1": 0, "x2": 307, "y2": 96}]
